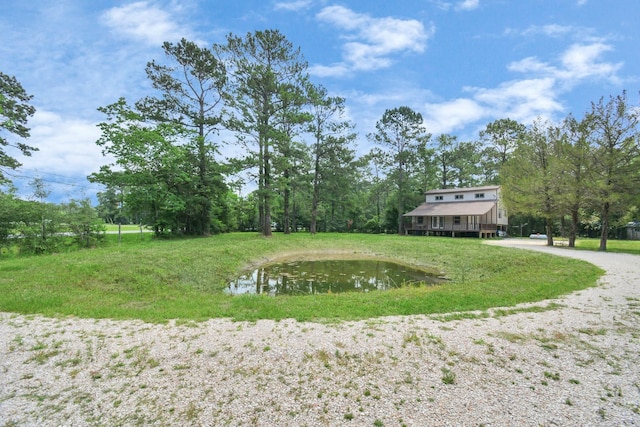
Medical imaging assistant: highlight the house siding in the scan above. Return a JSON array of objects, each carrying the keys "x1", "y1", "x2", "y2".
[{"x1": 404, "y1": 186, "x2": 508, "y2": 238}]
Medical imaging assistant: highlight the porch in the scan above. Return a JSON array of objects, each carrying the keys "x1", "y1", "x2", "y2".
[{"x1": 405, "y1": 222, "x2": 500, "y2": 238}]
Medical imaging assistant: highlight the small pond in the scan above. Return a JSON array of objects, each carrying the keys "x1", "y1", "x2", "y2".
[{"x1": 226, "y1": 259, "x2": 444, "y2": 296}]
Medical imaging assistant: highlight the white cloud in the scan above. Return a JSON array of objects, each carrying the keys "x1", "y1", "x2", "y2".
[
  {"x1": 101, "y1": 1, "x2": 189, "y2": 46},
  {"x1": 559, "y1": 43, "x2": 622, "y2": 82},
  {"x1": 455, "y1": 0, "x2": 479, "y2": 11},
  {"x1": 423, "y1": 98, "x2": 486, "y2": 134},
  {"x1": 274, "y1": 1, "x2": 312, "y2": 11},
  {"x1": 313, "y1": 5, "x2": 433, "y2": 76},
  {"x1": 420, "y1": 38, "x2": 623, "y2": 135},
  {"x1": 508, "y1": 42, "x2": 622, "y2": 86},
  {"x1": 23, "y1": 110, "x2": 106, "y2": 177}
]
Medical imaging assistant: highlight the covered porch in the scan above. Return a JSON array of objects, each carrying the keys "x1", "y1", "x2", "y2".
[{"x1": 404, "y1": 201, "x2": 503, "y2": 238}]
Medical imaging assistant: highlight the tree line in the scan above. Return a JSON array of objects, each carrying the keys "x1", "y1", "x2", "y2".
[{"x1": 1, "y1": 30, "x2": 639, "y2": 253}]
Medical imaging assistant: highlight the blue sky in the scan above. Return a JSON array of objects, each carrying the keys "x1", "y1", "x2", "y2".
[{"x1": 1, "y1": 0, "x2": 637, "y2": 202}]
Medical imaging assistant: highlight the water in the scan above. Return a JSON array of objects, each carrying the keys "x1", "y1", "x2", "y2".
[{"x1": 226, "y1": 259, "x2": 443, "y2": 296}]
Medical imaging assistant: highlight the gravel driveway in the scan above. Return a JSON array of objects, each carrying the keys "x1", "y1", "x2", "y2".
[{"x1": 1, "y1": 239, "x2": 639, "y2": 426}]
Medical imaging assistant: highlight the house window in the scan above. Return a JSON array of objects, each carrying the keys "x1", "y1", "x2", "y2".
[
  {"x1": 454, "y1": 216, "x2": 461, "y2": 225},
  {"x1": 431, "y1": 216, "x2": 444, "y2": 229},
  {"x1": 435, "y1": 195, "x2": 443, "y2": 201},
  {"x1": 417, "y1": 216, "x2": 423, "y2": 224},
  {"x1": 455, "y1": 194, "x2": 464, "y2": 200},
  {"x1": 475, "y1": 193, "x2": 485, "y2": 199}
]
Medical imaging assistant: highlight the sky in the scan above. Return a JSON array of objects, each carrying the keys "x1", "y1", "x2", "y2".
[{"x1": 1, "y1": 0, "x2": 638, "y2": 202}]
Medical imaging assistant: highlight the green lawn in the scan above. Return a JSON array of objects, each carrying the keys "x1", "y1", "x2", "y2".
[
  {"x1": 0, "y1": 233, "x2": 603, "y2": 323},
  {"x1": 575, "y1": 238, "x2": 640, "y2": 255}
]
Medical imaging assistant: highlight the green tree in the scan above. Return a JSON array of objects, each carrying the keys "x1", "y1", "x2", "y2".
[
  {"x1": 137, "y1": 39, "x2": 228, "y2": 236},
  {"x1": 0, "y1": 72, "x2": 37, "y2": 182},
  {"x1": 96, "y1": 184, "x2": 126, "y2": 224},
  {"x1": 306, "y1": 85, "x2": 356, "y2": 234},
  {"x1": 479, "y1": 118, "x2": 526, "y2": 183},
  {"x1": 451, "y1": 140, "x2": 482, "y2": 187},
  {"x1": 63, "y1": 199, "x2": 105, "y2": 248},
  {"x1": 502, "y1": 119, "x2": 563, "y2": 246},
  {"x1": 557, "y1": 114, "x2": 594, "y2": 247},
  {"x1": 585, "y1": 92, "x2": 640, "y2": 251},
  {"x1": 222, "y1": 30, "x2": 309, "y2": 236},
  {"x1": 90, "y1": 98, "x2": 212, "y2": 236},
  {"x1": 368, "y1": 107, "x2": 430, "y2": 234},
  {"x1": 434, "y1": 134, "x2": 457, "y2": 189}
]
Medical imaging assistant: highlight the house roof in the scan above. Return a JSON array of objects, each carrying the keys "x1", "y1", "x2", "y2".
[
  {"x1": 425, "y1": 185, "x2": 500, "y2": 195},
  {"x1": 403, "y1": 201, "x2": 496, "y2": 217}
]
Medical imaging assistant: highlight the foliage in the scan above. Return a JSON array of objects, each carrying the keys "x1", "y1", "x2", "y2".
[
  {"x1": 307, "y1": 84, "x2": 357, "y2": 234},
  {"x1": 479, "y1": 118, "x2": 526, "y2": 183},
  {"x1": 137, "y1": 38, "x2": 228, "y2": 236},
  {"x1": 502, "y1": 119, "x2": 563, "y2": 245},
  {"x1": 221, "y1": 29, "x2": 309, "y2": 236},
  {"x1": 90, "y1": 98, "x2": 226, "y2": 236},
  {"x1": 500, "y1": 93, "x2": 640, "y2": 250},
  {"x1": 0, "y1": 72, "x2": 37, "y2": 182},
  {"x1": 0, "y1": 233, "x2": 602, "y2": 322},
  {"x1": 63, "y1": 198, "x2": 106, "y2": 248},
  {"x1": 585, "y1": 92, "x2": 640, "y2": 251},
  {"x1": 368, "y1": 106, "x2": 430, "y2": 234}
]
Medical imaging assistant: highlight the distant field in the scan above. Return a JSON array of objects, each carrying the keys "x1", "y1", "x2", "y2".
[
  {"x1": 575, "y1": 238, "x2": 640, "y2": 255},
  {"x1": 103, "y1": 224, "x2": 149, "y2": 233},
  {"x1": 0, "y1": 233, "x2": 603, "y2": 323}
]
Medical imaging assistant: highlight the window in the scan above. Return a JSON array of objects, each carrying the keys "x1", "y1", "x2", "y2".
[
  {"x1": 454, "y1": 216, "x2": 461, "y2": 225},
  {"x1": 431, "y1": 216, "x2": 444, "y2": 229},
  {"x1": 455, "y1": 194, "x2": 464, "y2": 200},
  {"x1": 475, "y1": 193, "x2": 485, "y2": 199},
  {"x1": 435, "y1": 195, "x2": 443, "y2": 201},
  {"x1": 417, "y1": 216, "x2": 423, "y2": 224}
]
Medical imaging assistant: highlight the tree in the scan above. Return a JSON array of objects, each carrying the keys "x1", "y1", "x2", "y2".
[
  {"x1": 222, "y1": 30, "x2": 309, "y2": 236},
  {"x1": 451, "y1": 140, "x2": 482, "y2": 187},
  {"x1": 502, "y1": 119, "x2": 563, "y2": 246},
  {"x1": 137, "y1": 39, "x2": 227, "y2": 236},
  {"x1": 63, "y1": 199, "x2": 105, "y2": 248},
  {"x1": 479, "y1": 118, "x2": 526, "y2": 183},
  {"x1": 96, "y1": 185, "x2": 125, "y2": 224},
  {"x1": 306, "y1": 85, "x2": 356, "y2": 234},
  {"x1": 0, "y1": 72, "x2": 37, "y2": 182},
  {"x1": 434, "y1": 134, "x2": 457, "y2": 189},
  {"x1": 585, "y1": 92, "x2": 640, "y2": 251},
  {"x1": 368, "y1": 107, "x2": 430, "y2": 234},
  {"x1": 556, "y1": 114, "x2": 593, "y2": 247},
  {"x1": 90, "y1": 98, "x2": 214, "y2": 236}
]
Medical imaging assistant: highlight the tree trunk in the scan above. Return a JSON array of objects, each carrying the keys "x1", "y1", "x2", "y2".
[
  {"x1": 545, "y1": 218, "x2": 554, "y2": 246},
  {"x1": 263, "y1": 143, "x2": 272, "y2": 237},
  {"x1": 283, "y1": 168, "x2": 290, "y2": 235},
  {"x1": 310, "y1": 155, "x2": 320, "y2": 235},
  {"x1": 569, "y1": 208, "x2": 579, "y2": 247},
  {"x1": 599, "y1": 202, "x2": 609, "y2": 251}
]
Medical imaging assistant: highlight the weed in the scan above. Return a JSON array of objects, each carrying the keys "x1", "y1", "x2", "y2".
[
  {"x1": 543, "y1": 371, "x2": 560, "y2": 381},
  {"x1": 441, "y1": 367, "x2": 456, "y2": 385},
  {"x1": 344, "y1": 412, "x2": 354, "y2": 421}
]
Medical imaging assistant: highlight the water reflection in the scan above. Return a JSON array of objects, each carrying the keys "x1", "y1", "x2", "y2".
[{"x1": 226, "y1": 259, "x2": 443, "y2": 296}]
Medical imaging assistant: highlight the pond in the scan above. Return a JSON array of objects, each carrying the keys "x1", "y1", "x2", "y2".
[{"x1": 226, "y1": 259, "x2": 444, "y2": 296}]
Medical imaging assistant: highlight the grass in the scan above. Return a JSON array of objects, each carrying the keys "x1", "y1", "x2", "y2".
[
  {"x1": 0, "y1": 232, "x2": 603, "y2": 323},
  {"x1": 574, "y1": 238, "x2": 640, "y2": 255}
]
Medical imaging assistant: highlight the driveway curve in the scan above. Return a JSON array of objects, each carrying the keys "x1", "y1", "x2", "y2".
[{"x1": 1, "y1": 239, "x2": 639, "y2": 426}]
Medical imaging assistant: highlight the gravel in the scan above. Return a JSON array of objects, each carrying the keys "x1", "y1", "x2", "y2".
[{"x1": 1, "y1": 239, "x2": 639, "y2": 426}]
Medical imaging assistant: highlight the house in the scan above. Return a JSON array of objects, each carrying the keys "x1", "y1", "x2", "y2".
[
  {"x1": 626, "y1": 221, "x2": 640, "y2": 240},
  {"x1": 403, "y1": 185, "x2": 508, "y2": 238}
]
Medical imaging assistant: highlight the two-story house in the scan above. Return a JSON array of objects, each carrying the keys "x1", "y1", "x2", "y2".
[{"x1": 403, "y1": 185, "x2": 508, "y2": 238}]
